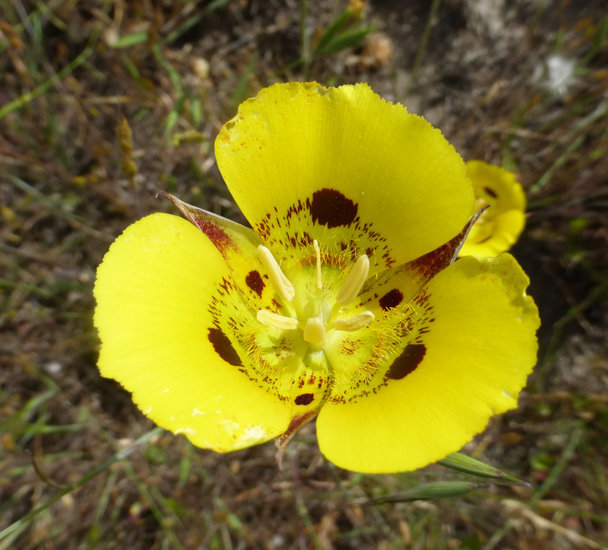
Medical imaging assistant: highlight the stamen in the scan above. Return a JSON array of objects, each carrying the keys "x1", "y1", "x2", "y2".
[
  {"x1": 257, "y1": 245, "x2": 295, "y2": 303},
  {"x1": 331, "y1": 311, "x2": 375, "y2": 331},
  {"x1": 303, "y1": 316, "x2": 326, "y2": 344},
  {"x1": 313, "y1": 240, "x2": 322, "y2": 290},
  {"x1": 257, "y1": 309, "x2": 299, "y2": 331},
  {"x1": 335, "y1": 254, "x2": 370, "y2": 305}
]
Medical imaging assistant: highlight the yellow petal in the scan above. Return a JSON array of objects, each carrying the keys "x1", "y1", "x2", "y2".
[
  {"x1": 94, "y1": 213, "x2": 291, "y2": 451},
  {"x1": 316, "y1": 253, "x2": 539, "y2": 473},
  {"x1": 460, "y1": 160, "x2": 526, "y2": 257},
  {"x1": 215, "y1": 82, "x2": 474, "y2": 274}
]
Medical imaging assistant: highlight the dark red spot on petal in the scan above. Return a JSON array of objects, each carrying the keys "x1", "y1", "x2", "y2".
[
  {"x1": 386, "y1": 344, "x2": 426, "y2": 380},
  {"x1": 483, "y1": 186, "x2": 498, "y2": 199},
  {"x1": 208, "y1": 328, "x2": 242, "y2": 366},
  {"x1": 310, "y1": 188, "x2": 358, "y2": 228},
  {"x1": 245, "y1": 270, "x2": 264, "y2": 297},
  {"x1": 379, "y1": 289, "x2": 403, "y2": 310},
  {"x1": 295, "y1": 393, "x2": 314, "y2": 405}
]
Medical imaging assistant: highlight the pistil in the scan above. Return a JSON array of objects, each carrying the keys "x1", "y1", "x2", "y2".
[{"x1": 303, "y1": 316, "x2": 326, "y2": 344}]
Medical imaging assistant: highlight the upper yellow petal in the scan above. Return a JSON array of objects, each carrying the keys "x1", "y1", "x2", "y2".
[{"x1": 215, "y1": 82, "x2": 474, "y2": 273}]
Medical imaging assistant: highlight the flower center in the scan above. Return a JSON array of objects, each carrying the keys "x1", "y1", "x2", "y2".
[{"x1": 255, "y1": 241, "x2": 375, "y2": 348}]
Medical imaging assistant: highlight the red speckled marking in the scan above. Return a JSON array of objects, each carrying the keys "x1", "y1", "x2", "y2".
[
  {"x1": 190, "y1": 214, "x2": 233, "y2": 251},
  {"x1": 254, "y1": 193, "x2": 395, "y2": 269},
  {"x1": 160, "y1": 193, "x2": 234, "y2": 252},
  {"x1": 409, "y1": 218, "x2": 476, "y2": 280}
]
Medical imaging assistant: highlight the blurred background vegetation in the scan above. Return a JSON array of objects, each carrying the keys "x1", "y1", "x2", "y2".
[{"x1": 1, "y1": 0, "x2": 607, "y2": 548}]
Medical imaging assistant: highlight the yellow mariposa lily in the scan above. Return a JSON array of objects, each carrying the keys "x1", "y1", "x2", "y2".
[
  {"x1": 460, "y1": 160, "x2": 527, "y2": 258},
  {"x1": 94, "y1": 82, "x2": 539, "y2": 473}
]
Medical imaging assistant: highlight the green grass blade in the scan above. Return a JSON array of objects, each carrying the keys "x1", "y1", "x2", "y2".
[
  {"x1": 312, "y1": 9, "x2": 351, "y2": 58},
  {"x1": 313, "y1": 26, "x2": 373, "y2": 58},
  {"x1": 0, "y1": 25, "x2": 100, "y2": 120},
  {"x1": 229, "y1": 52, "x2": 259, "y2": 108},
  {"x1": 0, "y1": 427, "x2": 164, "y2": 541},
  {"x1": 111, "y1": 30, "x2": 149, "y2": 49}
]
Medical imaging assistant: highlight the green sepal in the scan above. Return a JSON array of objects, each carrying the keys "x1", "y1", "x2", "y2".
[
  {"x1": 438, "y1": 452, "x2": 529, "y2": 485},
  {"x1": 367, "y1": 481, "x2": 480, "y2": 504}
]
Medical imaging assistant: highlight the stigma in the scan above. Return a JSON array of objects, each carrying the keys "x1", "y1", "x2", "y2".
[{"x1": 256, "y1": 242, "x2": 375, "y2": 346}]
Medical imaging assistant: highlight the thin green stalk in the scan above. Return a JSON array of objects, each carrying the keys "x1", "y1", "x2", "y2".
[
  {"x1": 3, "y1": 171, "x2": 112, "y2": 242},
  {"x1": 294, "y1": 489, "x2": 326, "y2": 550},
  {"x1": 0, "y1": 25, "x2": 100, "y2": 120},
  {"x1": 0, "y1": 278, "x2": 52, "y2": 298},
  {"x1": 152, "y1": 42, "x2": 183, "y2": 96},
  {"x1": 406, "y1": 0, "x2": 441, "y2": 96},
  {"x1": 531, "y1": 421, "x2": 584, "y2": 503},
  {"x1": 300, "y1": 0, "x2": 310, "y2": 79},
  {"x1": 534, "y1": 283, "x2": 607, "y2": 391},
  {"x1": 123, "y1": 461, "x2": 186, "y2": 550},
  {"x1": 531, "y1": 101, "x2": 608, "y2": 193}
]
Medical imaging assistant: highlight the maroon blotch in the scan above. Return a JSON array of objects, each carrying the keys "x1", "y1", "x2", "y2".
[
  {"x1": 208, "y1": 328, "x2": 242, "y2": 366},
  {"x1": 245, "y1": 270, "x2": 265, "y2": 297},
  {"x1": 379, "y1": 289, "x2": 403, "y2": 310},
  {"x1": 309, "y1": 188, "x2": 358, "y2": 228},
  {"x1": 483, "y1": 186, "x2": 498, "y2": 199},
  {"x1": 386, "y1": 344, "x2": 426, "y2": 380},
  {"x1": 295, "y1": 393, "x2": 314, "y2": 405}
]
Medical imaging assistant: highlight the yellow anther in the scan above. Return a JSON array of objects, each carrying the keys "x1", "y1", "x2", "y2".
[
  {"x1": 331, "y1": 311, "x2": 375, "y2": 331},
  {"x1": 257, "y1": 310, "x2": 299, "y2": 331},
  {"x1": 335, "y1": 254, "x2": 370, "y2": 305},
  {"x1": 303, "y1": 316, "x2": 326, "y2": 344},
  {"x1": 257, "y1": 245, "x2": 295, "y2": 303}
]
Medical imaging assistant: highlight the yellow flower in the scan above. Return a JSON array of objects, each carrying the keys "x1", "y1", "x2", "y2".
[
  {"x1": 459, "y1": 160, "x2": 527, "y2": 258},
  {"x1": 94, "y1": 83, "x2": 539, "y2": 473}
]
